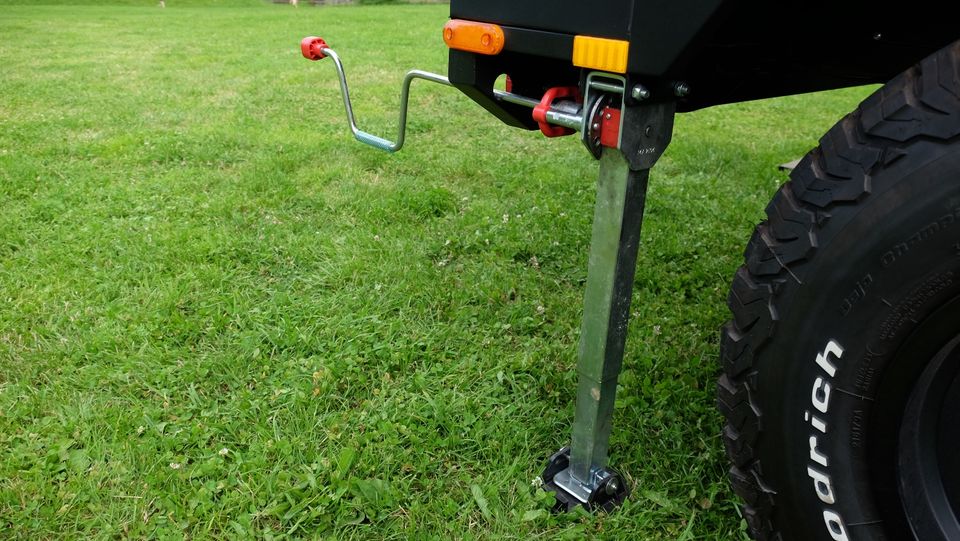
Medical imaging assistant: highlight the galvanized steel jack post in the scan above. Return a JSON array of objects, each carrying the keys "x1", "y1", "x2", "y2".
[{"x1": 540, "y1": 93, "x2": 675, "y2": 511}]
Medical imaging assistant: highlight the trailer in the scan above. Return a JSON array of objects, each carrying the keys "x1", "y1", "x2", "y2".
[{"x1": 300, "y1": 2, "x2": 960, "y2": 539}]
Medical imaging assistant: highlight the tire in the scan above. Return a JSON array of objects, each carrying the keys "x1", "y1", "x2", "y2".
[{"x1": 718, "y1": 40, "x2": 960, "y2": 541}]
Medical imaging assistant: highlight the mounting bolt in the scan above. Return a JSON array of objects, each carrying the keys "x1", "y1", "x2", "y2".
[
  {"x1": 673, "y1": 82, "x2": 690, "y2": 97},
  {"x1": 630, "y1": 84, "x2": 650, "y2": 101},
  {"x1": 592, "y1": 122, "x2": 601, "y2": 132},
  {"x1": 605, "y1": 477, "x2": 621, "y2": 496}
]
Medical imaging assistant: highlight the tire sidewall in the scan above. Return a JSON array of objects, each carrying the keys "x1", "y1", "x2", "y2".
[{"x1": 757, "y1": 147, "x2": 960, "y2": 540}]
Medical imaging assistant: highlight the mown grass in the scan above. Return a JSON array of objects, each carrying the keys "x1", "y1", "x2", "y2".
[
  {"x1": 0, "y1": 0, "x2": 265, "y2": 5},
  {"x1": 0, "y1": 3, "x2": 873, "y2": 539}
]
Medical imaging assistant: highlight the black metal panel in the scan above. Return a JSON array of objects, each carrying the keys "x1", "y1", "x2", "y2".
[
  {"x1": 447, "y1": 49, "x2": 576, "y2": 130},
  {"x1": 448, "y1": 0, "x2": 960, "y2": 113},
  {"x1": 450, "y1": 0, "x2": 725, "y2": 76},
  {"x1": 674, "y1": 2, "x2": 960, "y2": 110},
  {"x1": 451, "y1": 0, "x2": 634, "y2": 39},
  {"x1": 500, "y1": 26, "x2": 573, "y2": 61}
]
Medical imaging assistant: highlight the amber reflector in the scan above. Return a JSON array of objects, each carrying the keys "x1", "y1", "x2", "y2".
[
  {"x1": 443, "y1": 19, "x2": 505, "y2": 56},
  {"x1": 572, "y1": 35, "x2": 629, "y2": 74}
]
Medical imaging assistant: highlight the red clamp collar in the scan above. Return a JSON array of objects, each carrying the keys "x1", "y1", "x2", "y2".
[{"x1": 532, "y1": 86, "x2": 580, "y2": 138}]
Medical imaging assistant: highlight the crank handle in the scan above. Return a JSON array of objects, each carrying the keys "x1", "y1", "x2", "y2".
[
  {"x1": 301, "y1": 36, "x2": 450, "y2": 153},
  {"x1": 300, "y1": 36, "x2": 606, "y2": 153}
]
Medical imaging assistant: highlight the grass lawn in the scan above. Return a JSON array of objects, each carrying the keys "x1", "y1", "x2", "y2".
[{"x1": 0, "y1": 2, "x2": 874, "y2": 538}]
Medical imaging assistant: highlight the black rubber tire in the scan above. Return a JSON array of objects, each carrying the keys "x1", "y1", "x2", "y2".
[{"x1": 719, "y1": 40, "x2": 960, "y2": 541}]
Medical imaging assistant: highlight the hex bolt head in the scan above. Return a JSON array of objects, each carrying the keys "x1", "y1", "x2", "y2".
[
  {"x1": 673, "y1": 82, "x2": 690, "y2": 97},
  {"x1": 592, "y1": 122, "x2": 600, "y2": 132},
  {"x1": 630, "y1": 84, "x2": 650, "y2": 100}
]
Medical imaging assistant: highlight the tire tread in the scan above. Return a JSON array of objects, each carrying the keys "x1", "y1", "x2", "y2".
[{"x1": 718, "y1": 40, "x2": 960, "y2": 540}]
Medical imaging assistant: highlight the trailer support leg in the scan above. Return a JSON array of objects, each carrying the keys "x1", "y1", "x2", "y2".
[{"x1": 542, "y1": 101, "x2": 675, "y2": 512}]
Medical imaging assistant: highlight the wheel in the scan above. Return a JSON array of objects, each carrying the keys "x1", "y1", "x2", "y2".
[{"x1": 718, "y1": 40, "x2": 960, "y2": 541}]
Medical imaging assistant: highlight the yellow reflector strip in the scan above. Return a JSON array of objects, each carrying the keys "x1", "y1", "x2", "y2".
[{"x1": 572, "y1": 35, "x2": 629, "y2": 74}]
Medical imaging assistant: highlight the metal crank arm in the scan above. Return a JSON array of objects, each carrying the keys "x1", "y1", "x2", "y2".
[
  {"x1": 300, "y1": 36, "x2": 588, "y2": 153},
  {"x1": 300, "y1": 37, "x2": 450, "y2": 153}
]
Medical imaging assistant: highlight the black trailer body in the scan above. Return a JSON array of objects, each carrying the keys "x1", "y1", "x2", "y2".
[{"x1": 449, "y1": 0, "x2": 958, "y2": 115}]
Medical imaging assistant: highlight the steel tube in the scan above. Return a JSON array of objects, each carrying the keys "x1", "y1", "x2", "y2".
[
  {"x1": 565, "y1": 147, "x2": 649, "y2": 486},
  {"x1": 545, "y1": 110, "x2": 583, "y2": 130},
  {"x1": 319, "y1": 46, "x2": 584, "y2": 152},
  {"x1": 325, "y1": 47, "x2": 455, "y2": 152},
  {"x1": 590, "y1": 81, "x2": 625, "y2": 95},
  {"x1": 493, "y1": 89, "x2": 541, "y2": 109}
]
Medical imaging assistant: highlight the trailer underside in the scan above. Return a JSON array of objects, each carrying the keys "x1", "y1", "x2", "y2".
[{"x1": 449, "y1": 1, "x2": 959, "y2": 118}]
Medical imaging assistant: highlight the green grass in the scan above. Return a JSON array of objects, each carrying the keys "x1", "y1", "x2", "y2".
[
  {"x1": 0, "y1": 0, "x2": 265, "y2": 5},
  {"x1": 0, "y1": 3, "x2": 873, "y2": 539}
]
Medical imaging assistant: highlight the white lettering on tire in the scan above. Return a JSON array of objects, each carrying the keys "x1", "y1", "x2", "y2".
[
  {"x1": 823, "y1": 510, "x2": 850, "y2": 541},
  {"x1": 805, "y1": 340, "x2": 848, "y2": 540}
]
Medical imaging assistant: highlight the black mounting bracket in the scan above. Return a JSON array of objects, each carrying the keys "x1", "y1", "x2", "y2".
[{"x1": 541, "y1": 447, "x2": 629, "y2": 512}]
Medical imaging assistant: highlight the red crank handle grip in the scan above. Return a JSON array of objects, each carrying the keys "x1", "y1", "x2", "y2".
[{"x1": 301, "y1": 36, "x2": 328, "y2": 61}]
